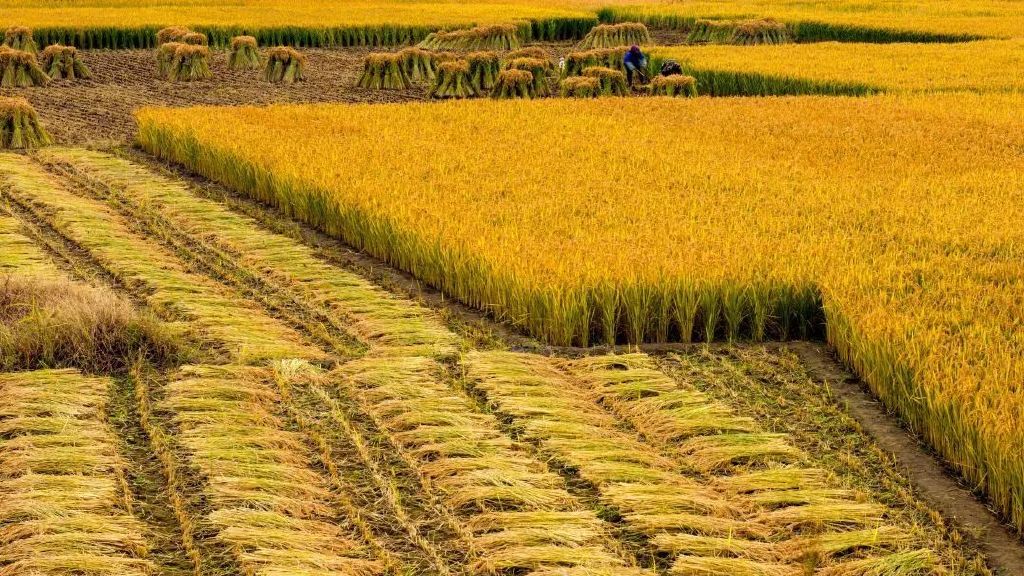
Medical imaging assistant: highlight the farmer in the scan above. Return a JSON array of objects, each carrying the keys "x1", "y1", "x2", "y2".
[{"x1": 623, "y1": 44, "x2": 649, "y2": 86}]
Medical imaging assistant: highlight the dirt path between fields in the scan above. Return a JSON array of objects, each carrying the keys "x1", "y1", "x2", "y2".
[{"x1": 790, "y1": 341, "x2": 1024, "y2": 576}]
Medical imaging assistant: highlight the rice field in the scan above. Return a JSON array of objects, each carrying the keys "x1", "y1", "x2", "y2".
[{"x1": 2, "y1": 1, "x2": 1024, "y2": 574}]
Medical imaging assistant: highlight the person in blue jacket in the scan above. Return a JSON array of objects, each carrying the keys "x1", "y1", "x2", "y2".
[{"x1": 623, "y1": 44, "x2": 649, "y2": 86}]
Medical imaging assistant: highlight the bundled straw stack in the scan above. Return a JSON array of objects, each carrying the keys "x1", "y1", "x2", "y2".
[
  {"x1": 506, "y1": 57, "x2": 551, "y2": 97},
  {"x1": 397, "y1": 47, "x2": 437, "y2": 82},
  {"x1": 156, "y1": 26, "x2": 190, "y2": 44},
  {"x1": 157, "y1": 42, "x2": 212, "y2": 81},
  {"x1": 0, "y1": 97, "x2": 51, "y2": 149},
  {"x1": 688, "y1": 18, "x2": 791, "y2": 45},
  {"x1": 582, "y1": 66, "x2": 629, "y2": 96},
  {"x1": 357, "y1": 52, "x2": 411, "y2": 89},
  {"x1": 0, "y1": 47, "x2": 49, "y2": 87},
  {"x1": 263, "y1": 46, "x2": 306, "y2": 83},
  {"x1": 40, "y1": 44, "x2": 91, "y2": 80},
  {"x1": 560, "y1": 76, "x2": 600, "y2": 98},
  {"x1": 228, "y1": 35, "x2": 261, "y2": 70},
  {"x1": 2, "y1": 26, "x2": 38, "y2": 54},
  {"x1": 650, "y1": 74, "x2": 699, "y2": 97},
  {"x1": 466, "y1": 51, "x2": 500, "y2": 92},
  {"x1": 419, "y1": 24, "x2": 520, "y2": 51},
  {"x1": 428, "y1": 60, "x2": 476, "y2": 98},
  {"x1": 577, "y1": 22, "x2": 651, "y2": 49},
  {"x1": 491, "y1": 69, "x2": 535, "y2": 99},
  {"x1": 564, "y1": 47, "x2": 628, "y2": 76}
]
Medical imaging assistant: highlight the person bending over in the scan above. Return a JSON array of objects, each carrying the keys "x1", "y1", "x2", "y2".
[{"x1": 623, "y1": 44, "x2": 649, "y2": 86}]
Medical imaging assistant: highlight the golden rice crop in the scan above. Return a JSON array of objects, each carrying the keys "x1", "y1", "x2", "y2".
[
  {"x1": 137, "y1": 93, "x2": 1024, "y2": 535},
  {"x1": 601, "y1": 0, "x2": 1024, "y2": 41},
  {"x1": 652, "y1": 39, "x2": 1024, "y2": 94}
]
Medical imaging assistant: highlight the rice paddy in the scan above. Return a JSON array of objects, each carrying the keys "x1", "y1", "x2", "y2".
[{"x1": 1, "y1": 1, "x2": 1022, "y2": 574}]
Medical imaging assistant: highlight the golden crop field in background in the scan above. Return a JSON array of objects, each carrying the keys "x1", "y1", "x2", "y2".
[
  {"x1": 605, "y1": 0, "x2": 1024, "y2": 40},
  {"x1": 137, "y1": 94, "x2": 1024, "y2": 535},
  {"x1": 652, "y1": 39, "x2": 1024, "y2": 93}
]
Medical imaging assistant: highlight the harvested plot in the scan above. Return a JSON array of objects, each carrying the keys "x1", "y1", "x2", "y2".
[
  {"x1": 137, "y1": 94, "x2": 1024, "y2": 535},
  {"x1": 652, "y1": 39, "x2": 1024, "y2": 94}
]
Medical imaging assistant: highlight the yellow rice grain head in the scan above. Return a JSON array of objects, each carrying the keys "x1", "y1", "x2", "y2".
[
  {"x1": 507, "y1": 57, "x2": 551, "y2": 97},
  {"x1": 0, "y1": 46, "x2": 50, "y2": 88},
  {"x1": 466, "y1": 51, "x2": 501, "y2": 92},
  {"x1": 228, "y1": 35, "x2": 261, "y2": 71},
  {"x1": 161, "y1": 43, "x2": 212, "y2": 82},
  {"x1": 419, "y1": 23, "x2": 521, "y2": 51},
  {"x1": 0, "y1": 97, "x2": 51, "y2": 149},
  {"x1": 582, "y1": 66, "x2": 628, "y2": 96},
  {"x1": 3, "y1": 26, "x2": 37, "y2": 55},
  {"x1": 263, "y1": 46, "x2": 306, "y2": 84},
  {"x1": 578, "y1": 22, "x2": 651, "y2": 50},
  {"x1": 428, "y1": 59, "x2": 476, "y2": 99},
  {"x1": 564, "y1": 47, "x2": 628, "y2": 77},
  {"x1": 650, "y1": 74, "x2": 698, "y2": 97},
  {"x1": 732, "y1": 18, "x2": 791, "y2": 45},
  {"x1": 397, "y1": 47, "x2": 436, "y2": 83},
  {"x1": 155, "y1": 26, "x2": 191, "y2": 44},
  {"x1": 182, "y1": 31, "x2": 209, "y2": 46},
  {"x1": 560, "y1": 76, "x2": 600, "y2": 98},
  {"x1": 491, "y1": 68, "x2": 535, "y2": 100},
  {"x1": 357, "y1": 52, "x2": 411, "y2": 90},
  {"x1": 40, "y1": 44, "x2": 91, "y2": 81}
]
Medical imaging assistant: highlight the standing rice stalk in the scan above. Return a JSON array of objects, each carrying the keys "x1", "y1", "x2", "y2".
[
  {"x1": 39, "y1": 44, "x2": 91, "y2": 80},
  {"x1": 650, "y1": 75, "x2": 698, "y2": 97},
  {"x1": 0, "y1": 97, "x2": 50, "y2": 149},
  {"x1": 0, "y1": 47, "x2": 49, "y2": 87},
  {"x1": 560, "y1": 76, "x2": 600, "y2": 98},
  {"x1": 2, "y1": 26, "x2": 38, "y2": 54},
  {"x1": 397, "y1": 47, "x2": 436, "y2": 83},
  {"x1": 155, "y1": 26, "x2": 190, "y2": 44},
  {"x1": 181, "y1": 31, "x2": 208, "y2": 46},
  {"x1": 418, "y1": 24, "x2": 520, "y2": 51},
  {"x1": 163, "y1": 43, "x2": 212, "y2": 81},
  {"x1": 578, "y1": 22, "x2": 651, "y2": 50},
  {"x1": 491, "y1": 69, "x2": 535, "y2": 99},
  {"x1": 263, "y1": 46, "x2": 306, "y2": 83},
  {"x1": 507, "y1": 57, "x2": 551, "y2": 96},
  {"x1": 357, "y1": 52, "x2": 411, "y2": 90},
  {"x1": 428, "y1": 60, "x2": 476, "y2": 99},
  {"x1": 227, "y1": 35, "x2": 261, "y2": 70},
  {"x1": 582, "y1": 66, "x2": 628, "y2": 96},
  {"x1": 466, "y1": 51, "x2": 500, "y2": 92}
]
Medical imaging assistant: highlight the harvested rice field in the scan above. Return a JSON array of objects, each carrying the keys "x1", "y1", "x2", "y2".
[{"x1": 1, "y1": 2, "x2": 1023, "y2": 576}]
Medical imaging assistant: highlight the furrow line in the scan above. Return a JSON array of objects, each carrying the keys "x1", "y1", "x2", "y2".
[
  {"x1": 331, "y1": 355, "x2": 650, "y2": 576},
  {"x1": 38, "y1": 148, "x2": 460, "y2": 358},
  {"x1": 0, "y1": 153, "x2": 320, "y2": 364}
]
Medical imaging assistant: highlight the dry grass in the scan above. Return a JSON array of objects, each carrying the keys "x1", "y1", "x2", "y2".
[
  {"x1": 38, "y1": 147, "x2": 458, "y2": 357},
  {"x1": 39, "y1": 44, "x2": 91, "y2": 80},
  {"x1": 160, "y1": 363, "x2": 381, "y2": 574},
  {"x1": 263, "y1": 46, "x2": 306, "y2": 83},
  {"x1": 0, "y1": 153, "x2": 320, "y2": 363},
  {"x1": 0, "y1": 97, "x2": 50, "y2": 149},
  {"x1": 334, "y1": 355, "x2": 632, "y2": 574},
  {"x1": 0, "y1": 369, "x2": 153, "y2": 575}
]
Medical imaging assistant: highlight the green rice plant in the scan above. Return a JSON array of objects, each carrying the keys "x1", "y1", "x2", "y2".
[
  {"x1": 39, "y1": 147, "x2": 460, "y2": 357},
  {"x1": 0, "y1": 275, "x2": 186, "y2": 372},
  {"x1": 397, "y1": 46, "x2": 437, "y2": 83},
  {"x1": 336, "y1": 355, "x2": 629, "y2": 573},
  {"x1": 0, "y1": 47, "x2": 49, "y2": 87},
  {"x1": 582, "y1": 66, "x2": 628, "y2": 96},
  {"x1": 263, "y1": 46, "x2": 306, "y2": 83},
  {"x1": 418, "y1": 23, "x2": 520, "y2": 51},
  {"x1": 564, "y1": 47, "x2": 627, "y2": 77},
  {"x1": 2, "y1": 26, "x2": 38, "y2": 54},
  {"x1": 0, "y1": 97, "x2": 50, "y2": 149},
  {"x1": 428, "y1": 60, "x2": 477, "y2": 98},
  {"x1": 560, "y1": 75, "x2": 600, "y2": 98},
  {"x1": 227, "y1": 35, "x2": 260, "y2": 70},
  {"x1": 0, "y1": 154, "x2": 320, "y2": 363},
  {"x1": 577, "y1": 22, "x2": 651, "y2": 50},
  {"x1": 506, "y1": 57, "x2": 551, "y2": 96},
  {"x1": 650, "y1": 74, "x2": 698, "y2": 97},
  {"x1": 465, "y1": 51, "x2": 500, "y2": 91},
  {"x1": 39, "y1": 44, "x2": 91, "y2": 80},
  {"x1": 163, "y1": 43, "x2": 211, "y2": 81},
  {"x1": 358, "y1": 52, "x2": 411, "y2": 90},
  {"x1": 155, "y1": 25, "x2": 190, "y2": 44},
  {"x1": 0, "y1": 370, "x2": 154, "y2": 575},
  {"x1": 181, "y1": 31, "x2": 208, "y2": 45},
  {"x1": 491, "y1": 68, "x2": 535, "y2": 99},
  {"x1": 162, "y1": 364, "x2": 381, "y2": 574}
]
